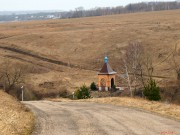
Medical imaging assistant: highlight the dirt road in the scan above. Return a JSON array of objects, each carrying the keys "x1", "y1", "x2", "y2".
[{"x1": 24, "y1": 101, "x2": 180, "y2": 135}]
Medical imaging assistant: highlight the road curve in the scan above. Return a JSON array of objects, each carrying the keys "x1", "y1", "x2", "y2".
[{"x1": 23, "y1": 101, "x2": 180, "y2": 135}]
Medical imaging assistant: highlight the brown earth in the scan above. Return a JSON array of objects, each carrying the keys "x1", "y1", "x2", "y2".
[
  {"x1": 0, "y1": 10, "x2": 180, "y2": 97},
  {"x1": 0, "y1": 90, "x2": 34, "y2": 135}
]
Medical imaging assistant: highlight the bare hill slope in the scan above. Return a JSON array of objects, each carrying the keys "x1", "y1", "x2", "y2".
[{"x1": 0, "y1": 10, "x2": 180, "y2": 96}]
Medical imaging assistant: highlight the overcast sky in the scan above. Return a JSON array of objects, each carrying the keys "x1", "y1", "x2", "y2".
[{"x1": 0, "y1": 0, "x2": 175, "y2": 11}]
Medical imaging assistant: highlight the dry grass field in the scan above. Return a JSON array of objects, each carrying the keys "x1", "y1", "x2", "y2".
[
  {"x1": 0, "y1": 10, "x2": 180, "y2": 97},
  {"x1": 0, "y1": 90, "x2": 34, "y2": 135}
]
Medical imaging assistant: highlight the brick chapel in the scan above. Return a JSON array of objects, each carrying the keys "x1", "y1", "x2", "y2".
[{"x1": 98, "y1": 57, "x2": 117, "y2": 91}]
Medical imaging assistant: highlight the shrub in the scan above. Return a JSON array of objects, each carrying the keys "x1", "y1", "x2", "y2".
[
  {"x1": 112, "y1": 85, "x2": 117, "y2": 90},
  {"x1": 90, "y1": 82, "x2": 97, "y2": 91},
  {"x1": 75, "y1": 84, "x2": 91, "y2": 99},
  {"x1": 143, "y1": 79, "x2": 161, "y2": 101}
]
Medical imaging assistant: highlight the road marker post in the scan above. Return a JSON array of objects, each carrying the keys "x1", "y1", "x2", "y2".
[
  {"x1": 72, "y1": 92, "x2": 75, "y2": 100},
  {"x1": 21, "y1": 86, "x2": 24, "y2": 101}
]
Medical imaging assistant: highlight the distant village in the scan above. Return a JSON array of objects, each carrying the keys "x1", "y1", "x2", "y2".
[{"x1": 0, "y1": 12, "x2": 61, "y2": 23}]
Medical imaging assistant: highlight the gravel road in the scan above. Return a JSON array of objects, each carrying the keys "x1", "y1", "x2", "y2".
[{"x1": 23, "y1": 101, "x2": 180, "y2": 135}]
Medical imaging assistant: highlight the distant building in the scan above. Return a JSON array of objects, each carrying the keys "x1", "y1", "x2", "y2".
[
  {"x1": 98, "y1": 57, "x2": 117, "y2": 91},
  {"x1": 47, "y1": 15, "x2": 55, "y2": 19}
]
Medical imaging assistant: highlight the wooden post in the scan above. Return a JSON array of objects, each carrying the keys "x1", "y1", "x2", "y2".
[{"x1": 21, "y1": 86, "x2": 24, "y2": 101}]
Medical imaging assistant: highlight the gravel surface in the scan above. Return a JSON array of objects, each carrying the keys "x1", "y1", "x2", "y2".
[{"x1": 24, "y1": 101, "x2": 180, "y2": 135}]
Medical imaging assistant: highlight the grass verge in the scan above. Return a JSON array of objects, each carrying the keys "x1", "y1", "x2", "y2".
[{"x1": 0, "y1": 90, "x2": 35, "y2": 135}]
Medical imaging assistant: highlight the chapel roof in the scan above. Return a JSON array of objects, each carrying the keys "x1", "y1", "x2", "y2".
[{"x1": 98, "y1": 57, "x2": 117, "y2": 75}]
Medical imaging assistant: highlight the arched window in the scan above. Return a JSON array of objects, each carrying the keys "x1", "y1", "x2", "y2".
[{"x1": 100, "y1": 78, "x2": 106, "y2": 87}]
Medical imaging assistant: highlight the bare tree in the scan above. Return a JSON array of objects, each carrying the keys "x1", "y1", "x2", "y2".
[
  {"x1": 120, "y1": 59, "x2": 133, "y2": 97},
  {"x1": 58, "y1": 1, "x2": 180, "y2": 20},
  {"x1": 172, "y1": 43, "x2": 180, "y2": 80},
  {"x1": 120, "y1": 42, "x2": 158, "y2": 97},
  {"x1": 120, "y1": 42, "x2": 145, "y2": 97},
  {"x1": 143, "y1": 54, "x2": 154, "y2": 79},
  {"x1": 72, "y1": 7, "x2": 85, "y2": 18},
  {"x1": 0, "y1": 60, "x2": 25, "y2": 93}
]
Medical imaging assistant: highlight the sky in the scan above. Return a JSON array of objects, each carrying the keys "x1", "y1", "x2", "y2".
[{"x1": 0, "y1": 0, "x2": 176, "y2": 11}]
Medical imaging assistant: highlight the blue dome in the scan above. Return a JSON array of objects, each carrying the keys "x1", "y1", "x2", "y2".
[{"x1": 104, "y1": 56, "x2": 108, "y2": 63}]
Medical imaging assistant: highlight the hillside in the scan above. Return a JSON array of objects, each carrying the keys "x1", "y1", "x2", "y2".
[
  {"x1": 0, "y1": 10, "x2": 180, "y2": 98},
  {"x1": 0, "y1": 90, "x2": 34, "y2": 135}
]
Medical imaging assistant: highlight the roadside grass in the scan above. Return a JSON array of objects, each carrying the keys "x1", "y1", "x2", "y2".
[
  {"x1": 0, "y1": 90, "x2": 35, "y2": 135},
  {"x1": 80, "y1": 97, "x2": 180, "y2": 121}
]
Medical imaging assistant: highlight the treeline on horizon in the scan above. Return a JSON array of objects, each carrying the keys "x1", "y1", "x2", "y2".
[
  {"x1": 0, "y1": 1, "x2": 180, "y2": 22},
  {"x1": 61, "y1": 1, "x2": 180, "y2": 18}
]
